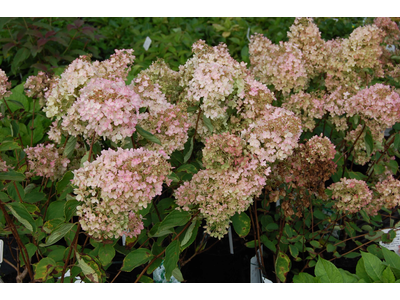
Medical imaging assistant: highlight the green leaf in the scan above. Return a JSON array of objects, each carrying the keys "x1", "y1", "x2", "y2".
[
  {"x1": 57, "y1": 171, "x2": 74, "y2": 193},
  {"x1": 202, "y1": 115, "x2": 214, "y2": 133},
  {"x1": 10, "y1": 119, "x2": 19, "y2": 137},
  {"x1": 121, "y1": 248, "x2": 153, "y2": 272},
  {"x1": 326, "y1": 243, "x2": 336, "y2": 252},
  {"x1": 64, "y1": 200, "x2": 79, "y2": 221},
  {"x1": 151, "y1": 210, "x2": 190, "y2": 237},
  {"x1": 24, "y1": 191, "x2": 46, "y2": 203},
  {"x1": 394, "y1": 133, "x2": 400, "y2": 150},
  {"x1": 315, "y1": 256, "x2": 343, "y2": 283},
  {"x1": 289, "y1": 244, "x2": 299, "y2": 258},
  {"x1": 8, "y1": 182, "x2": 24, "y2": 201},
  {"x1": 0, "y1": 141, "x2": 21, "y2": 151},
  {"x1": 0, "y1": 192, "x2": 11, "y2": 202},
  {"x1": 361, "y1": 251, "x2": 385, "y2": 282},
  {"x1": 310, "y1": 240, "x2": 322, "y2": 248},
  {"x1": 313, "y1": 208, "x2": 326, "y2": 220},
  {"x1": 20, "y1": 243, "x2": 38, "y2": 267},
  {"x1": 381, "y1": 246, "x2": 400, "y2": 271},
  {"x1": 164, "y1": 240, "x2": 180, "y2": 281},
  {"x1": 0, "y1": 170, "x2": 26, "y2": 181},
  {"x1": 364, "y1": 129, "x2": 373, "y2": 157},
  {"x1": 293, "y1": 272, "x2": 316, "y2": 283},
  {"x1": 181, "y1": 219, "x2": 197, "y2": 247},
  {"x1": 339, "y1": 269, "x2": 358, "y2": 283},
  {"x1": 34, "y1": 257, "x2": 56, "y2": 281},
  {"x1": 186, "y1": 106, "x2": 199, "y2": 113},
  {"x1": 374, "y1": 163, "x2": 385, "y2": 175},
  {"x1": 261, "y1": 235, "x2": 276, "y2": 252},
  {"x1": 348, "y1": 171, "x2": 367, "y2": 180},
  {"x1": 382, "y1": 266, "x2": 396, "y2": 283},
  {"x1": 172, "y1": 268, "x2": 184, "y2": 282},
  {"x1": 7, "y1": 100, "x2": 24, "y2": 110},
  {"x1": 180, "y1": 219, "x2": 200, "y2": 250},
  {"x1": 231, "y1": 212, "x2": 251, "y2": 238},
  {"x1": 40, "y1": 223, "x2": 75, "y2": 247},
  {"x1": 75, "y1": 253, "x2": 100, "y2": 283},
  {"x1": 387, "y1": 160, "x2": 399, "y2": 174},
  {"x1": 356, "y1": 257, "x2": 372, "y2": 282},
  {"x1": 12, "y1": 47, "x2": 30, "y2": 72},
  {"x1": 136, "y1": 125, "x2": 161, "y2": 145},
  {"x1": 45, "y1": 201, "x2": 66, "y2": 221},
  {"x1": 6, "y1": 202, "x2": 36, "y2": 233},
  {"x1": 137, "y1": 275, "x2": 154, "y2": 283},
  {"x1": 148, "y1": 223, "x2": 174, "y2": 238},
  {"x1": 63, "y1": 136, "x2": 77, "y2": 158},
  {"x1": 343, "y1": 252, "x2": 361, "y2": 259},
  {"x1": 183, "y1": 137, "x2": 193, "y2": 163},
  {"x1": 176, "y1": 164, "x2": 197, "y2": 174},
  {"x1": 275, "y1": 251, "x2": 291, "y2": 282},
  {"x1": 98, "y1": 244, "x2": 116, "y2": 266},
  {"x1": 266, "y1": 222, "x2": 279, "y2": 231}
]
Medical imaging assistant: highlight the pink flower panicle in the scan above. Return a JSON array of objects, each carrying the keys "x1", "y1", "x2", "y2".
[
  {"x1": 138, "y1": 103, "x2": 190, "y2": 155},
  {"x1": 138, "y1": 58, "x2": 181, "y2": 103},
  {"x1": 344, "y1": 84, "x2": 400, "y2": 134},
  {"x1": 94, "y1": 49, "x2": 135, "y2": 81},
  {"x1": 287, "y1": 17, "x2": 326, "y2": 77},
  {"x1": 304, "y1": 134, "x2": 336, "y2": 164},
  {"x1": 241, "y1": 104, "x2": 302, "y2": 165},
  {"x1": 131, "y1": 74, "x2": 172, "y2": 116},
  {"x1": 249, "y1": 34, "x2": 308, "y2": 94},
  {"x1": 283, "y1": 91, "x2": 325, "y2": 131},
  {"x1": 62, "y1": 78, "x2": 142, "y2": 143},
  {"x1": 174, "y1": 167, "x2": 266, "y2": 239},
  {"x1": 0, "y1": 160, "x2": 13, "y2": 172},
  {"x1": 0, "y1": 68, "x2": 12, "y2": 99},
  {"x1": 25, "y1": 143, "x2": 70, "y2": 180},
  {"x1": 24, "y1": 71, "x2": 51, "y2": 107},
  {"x1": 374, "y1": 17, "x2": 400, "y2": 45},
  {"x1": 72, "y1": 147, "x2": 171, "y2": 240},
  {"x1": 328, "y1": 178, "x2": 373, "y2": 214}
]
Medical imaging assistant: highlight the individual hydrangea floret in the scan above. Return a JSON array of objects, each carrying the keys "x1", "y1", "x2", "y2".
[
  {"x1": 62, "y1": 78, "x2": 142, "y2": 143},
  {"x1": 327, "y1": 178, "x2": 373, "y2": 214},
  {"x1": 25, "y1": 144, "x2": 70, "y2": 180}
]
